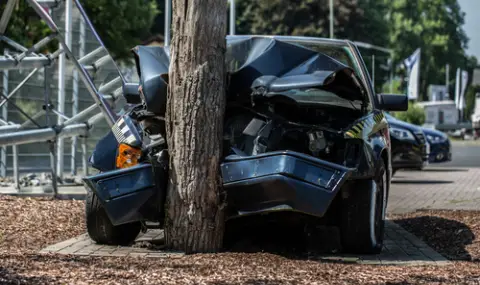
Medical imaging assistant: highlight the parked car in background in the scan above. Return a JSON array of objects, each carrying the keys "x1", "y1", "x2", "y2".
[
  {"x1": 385, "y1": 114, "x2": 429, "y2": 176},
  {"x1": 421, "y1": 127, "x2": 452, "y2": 163},
  {"x1": 448, "y1": 128, "x2": 466, "y2": 140}
]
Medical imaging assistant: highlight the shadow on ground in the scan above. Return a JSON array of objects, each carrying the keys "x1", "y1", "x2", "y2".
[
  {"x1": 394, "y1": 214, "x2": 475, "y2": 261},
  {"x1": 223, "y1": 213, "x2": 342, "y2": 259},
  {"x1": 392, "y1": 180, "x2": 453, "y2": 184}
]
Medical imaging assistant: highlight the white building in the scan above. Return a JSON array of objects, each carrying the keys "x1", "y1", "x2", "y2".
[
  {"x1": 416, "y1": 100, "x2": 459, "y2": 125},
  {"x1": 428, "y1": 85, "x2": 448, "y2": 102}
]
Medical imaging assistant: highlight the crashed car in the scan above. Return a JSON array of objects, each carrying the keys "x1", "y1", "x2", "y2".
[{"x1": 83, "y1": 36, "x2": 408, "y2": 254}]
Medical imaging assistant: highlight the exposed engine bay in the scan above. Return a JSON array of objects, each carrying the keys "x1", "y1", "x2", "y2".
[{"x1": 223, "y1": 101, "x2": 364, "y2": 165}]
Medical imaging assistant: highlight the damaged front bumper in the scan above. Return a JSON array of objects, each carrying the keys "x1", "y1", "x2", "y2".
[
  {"x1": 83, "y1": 162, "x2": 168, "y2": 227},
  {"x1": 83, "y1": 151, "x2": 353, "y2": 226},
  {"x1": 221, "y1": 151, "x2": 353, "y2": 219}
]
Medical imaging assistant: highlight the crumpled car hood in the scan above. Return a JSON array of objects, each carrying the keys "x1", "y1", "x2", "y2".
[
  {"x1": 226, "y1": 37, "x2": 366, "y2": 102},
  {"x1": 139, "y1": 36, "x2": 367, "y2": 102}
]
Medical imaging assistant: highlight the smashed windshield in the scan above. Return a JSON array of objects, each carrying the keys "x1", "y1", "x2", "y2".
[{"x1": 287, "y1": 42, "x2": 361, "y2": 75}]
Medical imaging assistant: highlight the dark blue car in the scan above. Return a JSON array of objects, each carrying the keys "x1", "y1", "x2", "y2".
[
  {"x1": 421, "y1": 127, "x2": 452, "y2": 163},
  {"x1": 385, "y1": 114, "x2": 429, "y2": 175},
  {"x1": 83, "y1": 36, "x2": 409, "y2": 255}
]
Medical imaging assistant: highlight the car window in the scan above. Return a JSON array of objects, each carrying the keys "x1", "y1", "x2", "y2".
[{"x1": 288, "y1": 43, "x2": 361, "y2": 75}]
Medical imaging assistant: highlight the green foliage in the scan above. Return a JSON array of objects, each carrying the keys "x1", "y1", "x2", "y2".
[
  {"x1": 15, "y1": 99, "x2": 39, "y2": 119},
  {"x1": 392, "y1": 102, "x2": 426, "y2": 125},
  {"x1": 385, "y1": 0, "x2": 473, "y2": 101},
  {"x1": 381, "y1": 78, "x2": 404, "y2": 95},
  {"x1": 82, "y1": 0, "x2": 157, "y2": 60},
  {"x1": 236, "y1": 0, "x2": 391, "y2": 92},
  {"x1": 237, "y1": 0, "x2": 388, "y2": 44},
  {"x1": 151, "y1": 0, "x2": 165, "y2": 36},
  {"x1": 0, "y1": 1, "x2": 53, "y2": 53},
  {"x1": 1, "y1": 0, "x2": 157, "y2": 60},
  {"x1": 236, "y1": 0, "x2": 476, "y2": 100}
]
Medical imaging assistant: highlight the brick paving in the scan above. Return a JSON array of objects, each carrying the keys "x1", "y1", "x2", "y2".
[
  {"x1": 40, "y1": 221, "x2": 450, "y2": 266},
  {"x1": 387, "y1": 167, "x2": 480, "y2": 214}
]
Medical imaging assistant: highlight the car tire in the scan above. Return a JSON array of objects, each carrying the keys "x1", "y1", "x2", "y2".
[
  {"x1": 85, "y1": 190, "x2": 141, "y2": 246},
  {"x1": 340, "y1": 160, "x2": 387, "y2": 254}
]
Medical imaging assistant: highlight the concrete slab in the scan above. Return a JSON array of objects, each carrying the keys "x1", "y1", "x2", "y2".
[{"x1": 40, "y1": 221, "x2": 450, "y2": 266}]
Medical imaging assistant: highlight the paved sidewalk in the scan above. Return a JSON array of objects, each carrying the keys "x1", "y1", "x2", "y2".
[
  {"x1": 40, "y1": 221, "x2": 449, "y2": 266},
  {"x1": 388, "y1": 167, "x2": 480, "y2": 214}
]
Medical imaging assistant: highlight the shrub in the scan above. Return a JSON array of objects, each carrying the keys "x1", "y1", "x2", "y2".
[{"x1": 392, "y1": 101, "x2": 425, "y2": 125}]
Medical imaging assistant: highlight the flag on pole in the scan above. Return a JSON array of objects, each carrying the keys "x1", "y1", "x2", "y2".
[
  {"x1": 455, "y1": 68, "x2": 461, "y2": 109},
  {"x1": 404, "y1": 48, "x2": 421, "y2": 100},
  {"x1": 459, "y1": 70, "x2": 469, "y2": 111}
]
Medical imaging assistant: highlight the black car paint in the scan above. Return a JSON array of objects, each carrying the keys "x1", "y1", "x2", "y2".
[
  {"x1": 83, "y1": 36, "x2": 398, "y2": 226},
  {"x1": 131, "y1": 46, "x2": 169, "y2": 116},
  {"x1": 385, "y1": 114, "x2": 428, "y2": 171},
  {"x1": 221, "y1": 150, "x2": 353, "y2": 218},
  {"x1": 422, "y1": 127, "x2": 452, "y2": 163}
]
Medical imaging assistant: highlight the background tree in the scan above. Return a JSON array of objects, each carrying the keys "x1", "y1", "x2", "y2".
[
  {"x1": 0, "y1": 0, "x2": 157, "y2": 60},
  {"x1": 151, "y1": 0, "x2": 165, "y2": 36},
  {"x1": 82, "y1": 0, "x2": 157, "y2": 60},
  {"x1": 385, "y1": 0, "x2": 472, "y2": 101},
  {"x1": 165, "y1": 0, "x2": 227, "y2": 252},
  {"x1": 462, "y1": 55, "x2": 479, "y2": 120},
  {"x1": 235, "y1": 0, "x2": 390, "y2": 91}
]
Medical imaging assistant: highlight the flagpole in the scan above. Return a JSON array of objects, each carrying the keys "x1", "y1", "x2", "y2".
[
  {"x1": 371, "y1": 54, "x2": 375, "y2": 90},
  {"x1": 389, "y1": 63, "x2": 393, "y2": 94},
  {"x1": 229, "y1": 0, "x2": 236, "y2": 35},
  {"x1": 445, "y1": 64, "x2": 449, "y2": 100},
  {"x1": 329, "y1": 0, "x2": 334, "y2": 38},
  {"x1": 165, "y1": 0, "x2": 171, "y2": 46},
  {"x1": 455, "y1": 68, "x2": 461, "y2": 123}
]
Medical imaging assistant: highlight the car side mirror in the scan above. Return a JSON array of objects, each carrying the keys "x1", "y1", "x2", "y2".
[
  {"x1": 122, "y1": 82, "x2": 142, "y2": 104},
  {"x1": 377, "y1": 94, "x2": 408, "y2": 111}
]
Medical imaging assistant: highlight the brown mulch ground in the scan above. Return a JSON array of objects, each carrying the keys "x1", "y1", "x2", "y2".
[
  {"x1": 390, "y1": 210, "x2": 480, "y2": 262},
  {"x1": 1, "y1": 195, "x2": 480, "y2": 284}
]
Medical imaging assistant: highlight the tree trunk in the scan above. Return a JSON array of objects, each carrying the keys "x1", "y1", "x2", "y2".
[{"x1": 164, "y1": 0, "x2": 228, "y2": 253}]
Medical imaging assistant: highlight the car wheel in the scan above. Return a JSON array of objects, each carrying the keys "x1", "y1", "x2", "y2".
[
  {"x1": 85, "y1": 190, "x2": 141, "y2": 245},
  {"x1": 340, "y1": 160, "x2": 387, "y2": 254}
]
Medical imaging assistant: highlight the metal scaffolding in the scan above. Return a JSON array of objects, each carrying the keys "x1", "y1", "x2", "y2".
[{"x1": 0, "y1": 0, "x2": 126, "y2": 193}]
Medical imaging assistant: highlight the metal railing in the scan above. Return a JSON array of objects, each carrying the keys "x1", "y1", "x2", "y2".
[{"x1": 0, "y1": 0, "x2": 126, "y2": 193}]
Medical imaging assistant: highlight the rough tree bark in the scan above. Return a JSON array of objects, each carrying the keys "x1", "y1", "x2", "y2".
[{"x1": 164, "y1": 0, "x2": 228, "y2": 253}]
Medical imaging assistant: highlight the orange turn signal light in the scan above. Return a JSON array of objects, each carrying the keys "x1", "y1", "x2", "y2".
[{"x1": 116, "y1": 143, "x2": 142, "y2": 169}]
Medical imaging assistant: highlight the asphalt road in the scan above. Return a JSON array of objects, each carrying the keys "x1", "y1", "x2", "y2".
[{"x1": 439, "y1": 141, "x2": 480, "y2": 168}]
